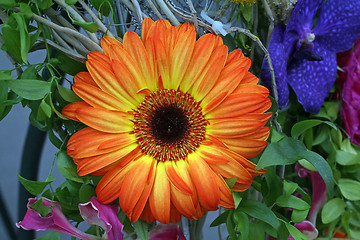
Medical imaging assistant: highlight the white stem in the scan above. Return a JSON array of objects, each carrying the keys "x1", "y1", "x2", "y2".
[{"x1": 155, "y1": 0, "x2": 180, "y2": 26}]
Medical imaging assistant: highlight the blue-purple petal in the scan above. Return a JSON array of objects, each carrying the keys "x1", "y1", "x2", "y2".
[
  {"x1": 314, "y1": 0, "x2": 360, "y2": 52},
  {"x1": 285, "y1": 0, "x2": 323, "y2": 43},
  {"x1": 286, "y1": 44, "x2": 337, "y2": 114},
  {"x1": 260, "y1": 23, "x2": 289, "y2": 107}
]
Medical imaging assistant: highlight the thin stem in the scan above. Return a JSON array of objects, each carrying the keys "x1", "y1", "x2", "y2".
[
  {"x1": 187, "y1": 0, "x2": 198, "y2": 32},
  {"x1": 131, "y1": 0, "x2": 144, "y2": 23},
  {"x1": 145, "y1": 0, "x2": 163, "y2": 19},
  {"x1": 54, "y1": 0, "x2": 99, "y2": 43},
  {"x1": 250, "y1": 2, "x2": 258, "y2": 64},
  {"x1": 77, "y1": 0, "x2": 116, "y2": 38},
  {"x1": 31, "y1": 13, "x2": 103, "y2": 52},
  {"x1": 163, "y1": 0, "x2": 214, "y2": 33},
  {"x1": 38, "y1": 37, "x2": 87, "y2": 62},
  {"x1": 51, "y1": 30, "x2": 73, "y2": 51},
  {"x1": 155, "y1": 0, "x2": 181, "y2": 26},
  {"x1": 119, "y1": 0, "x2": 150, "y2": 19}
]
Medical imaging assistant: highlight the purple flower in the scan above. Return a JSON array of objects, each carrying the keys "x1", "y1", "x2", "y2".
[
  {"x1": 288, "y1": 221, "x2": 318, "y2": 240},
  {"x1": 149, "y1": 224, "x2": 186, "y2": 240},
  {"x1": 296, "y1": 163, "x2": 327, "y2": 224},
  {"x1": 261, "y1": 0, "x2": 360, "y2": 114},
  {"x1": 338, "y1": 39, "x2": 360, "y2": 146},
  {"x1": 16, "y1": 197, "x2": 123, "y2": 240}
]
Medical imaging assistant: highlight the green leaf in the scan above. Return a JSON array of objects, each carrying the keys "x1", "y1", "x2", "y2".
[
  {"x1": 89, "y1": 0, "x2": 113, "y2": 16},
  {"x1": 17, "y1": 174, "x2": 54, "y2": 195},
  {"x1": 55, "y1": 52, "x2": 87, "y2": 76},
  {"x1": 232, "y1": 192, "x2": 242, "y2": 209},
  {"x1": 239, "y1": 199, "x2": 280, "y2": 230},
  {"x1": 39, "y1": 99, "x2": 52, "y2": 118},
  {"x1": 256, "y1": 137, "x2": 306, "y2": 169},
  {"x1": 29, "y1": 198, "x2": 52, "y2": 217},
  {"x1": 65, "y1": 0, "x2": 78, "y2": 4},
  {"x1": 321, "y1": 198, "x2": 345, "y2": 224},
  {"x1": 233, "y1": 211, "x2": 249, "y2": 240},
  {"x1": 19, "y1": 3, "x2": 34, "y2": 18},
  {"x1": 291, "y1": 119, "x2": 336, "y2": 139},
  {"x1": 239, "y1": 4, "x2": 252, "y2": 23},
  {"x1": 248, "y1": 222, "x2": 266, "y2": 240},
  {"x1": 2, "y1": 24, "x2": 22, "y2": 63},
  {"x1": 338, "y1": 178, "x2": 360, "y2": 201},
  {"x1": 6, "y1": 79, "x2": 51, "y2": 100},
  {"x1": 284, "y1": 222, "x2": 308, "y2": 240},
  {"x1": 72, "y1": 20, "x2": 99, "y2": 33},
  {"x1": 58, "y1": 85, "x2": 82, "y2": 102},
  {"x1": 225, "y1": 177, "x2": 237, "y2": 189},
  {"x1": 335, "y1": 150, "x2": 360, "y2": 166},
  {"x1": 276, "y1": 195, "x2": 310, "y2": 210},
  {"x1": 36, "y1": 0, "x2": 54, "y2": 10},
  {"x1": 291, "y1": 209, "x2": 309, "y2": 223},
  {"x1": 79, "y1": 184, "x2": 95, "y2": 203},
  {"x1": 210, "y1": 210, "x2": 230, "y2": 227},
  {"x1": 226, "y1": 211, "x2": 237, "y2": 240},
  {"x1": 299, "y1": 150, "x2": 334, "y2": 197},
  {"x1": 0, "y1": 0, "x2": 16, "y2": 9},
  {"x1": 283, "y1": 181, "x2": 298, "y2": 196},
  {"x1": 34, "y1": 231, "x2": 60, "y2": 240},
  {"x1": 133, "y1": 219, "x2": 149, "y2": 240},
  {"x1": 56, "y1": 150, "x2": 88, "y2": 183}
]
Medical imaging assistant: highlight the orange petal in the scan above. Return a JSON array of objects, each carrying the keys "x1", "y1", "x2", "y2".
[
  {"x1": 179, "y1": 34, "x2": 221, "y2": 93},
  {"x1": 86, "y1": 59, "x2": 135, "y2": 110},
  {"x1": 190, "y1": 44, "x2": 228, "y2": 102},
  {"x1": 152, "y1": 36, "x2": 170, "y2": 89},
  {"x1": 141, "y1": 18, "x2": 155, "y2": 41},
  {"x1": 225, "y1": 49, "x2": 244, "y2": 65},
  {"x1": 149, "y1": 161, "x2": 171, "y2": 224},
  {"x1": 221, "y1": 138, "x2": 267, "y2": 159},
  {"x1": 124, "y1": 31, "x2": 156, "y2": 91},
  {"x1": 207, "y1": 118, "x2": 265, "y2": 139},
  {"x1": 74, "y1": 72, "x2": 98, "y2": 87},
  {"x1": 76, "y1": 143, "x2": 137, "y2": 176},
  {"x1": 187, "y1": 153, "x2": 220, "y2": 211},
  {"x1": 87, "y1": 51, "x2": 111, "y2": 67},
  {"x1": 73, "y1": 82, "x2": 128, "y2": 111},
  {"x1": 75, "y1": 107, "x2": 133, "y2": 133},
  {"x1": 146, "y1": 19, "x2": 172, "y2": 43},
  {"x1": 108, "y1": 44, "x2": 148, "y2": 90},
  {"x1": 236, "y1": 71, "x2": 258, "y2": 85},
  {"x1": 100, "y1": 36, "x2": 123, "y2": 56},
  {"x1": 202, "y1": 58, "x2": 251, "y2": 113},
  {"x1": 165, "y1": 161, "x2": 192, "y2": 195},
  {"x1": 221, "y1": 147, "x2": 267, "y2": 176},
  {"x1": 140, "y1": 200, "x2": 156, "y2": 223},
  {"x1": 215, "y1": 174, "x2": 235, "y2": 209},
  {"x1": 68, "y1": 129, "x2": 136, "y2": 158},
  {"x1": 170, "y1": 183, "x2": 202, "y2": 220},
  {"x1": 206, "y1": 93, "x2": 271, "y2": 120},
  {"x1": 232, "y1": 84, "x2": 270, "y2": 97},
  {"x1": 168, "y1": 27, "x2": 196, "y2": 89},
  {"x1": 169, "y1": 202, "x2": 182, "y2": 223},
  {"x1": 62, "y1": 102, "x2": 90, "y2": 121},
  {"x1": 96, "y1": 160, "x2": 135, "y2": 204},
  {"x1": 128, "y1": 159, "x2": 156, "y2": 222},
  {"x1": 119, "y1": 155, "x2": 155, "y2": 217}
]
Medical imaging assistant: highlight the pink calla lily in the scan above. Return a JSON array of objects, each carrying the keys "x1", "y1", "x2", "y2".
[{"x1": 16, "y1": 197, "x2": 123, "y2": 240}]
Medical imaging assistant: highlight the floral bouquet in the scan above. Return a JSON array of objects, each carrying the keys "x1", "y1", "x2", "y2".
[{"x1": 1, "y1": 0, "x2": 360, "y2": 239}]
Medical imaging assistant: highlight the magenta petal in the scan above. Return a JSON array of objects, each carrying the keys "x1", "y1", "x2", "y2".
[
  {"x1": 294, "y1": 221, "x2": 318, "y2": 240},
  {"x1": 79, "y1": 197, "x2": 124, "y2": 240},
  {"x1": 16, "y1": 198, "x2": 98, "y2": 240},
  {"x1": 308, "y1": 171, "x2": 327, "y2": 224},
  {"x1": 149, "y1": 225, "x2": 186, "y2": 240},
  {"x1": 16, "y1": 198, "x2": 54, "y2": 230}
]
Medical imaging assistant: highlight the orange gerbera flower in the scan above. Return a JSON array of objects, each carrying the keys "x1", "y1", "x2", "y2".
[{"x1": 62, "y1": 18, "x2": 271, "y2": 224}]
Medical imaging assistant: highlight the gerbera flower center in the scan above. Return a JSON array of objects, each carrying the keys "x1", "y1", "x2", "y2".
[{"x1": 133, "y1": 89, "x2": 207, "y2": 161}]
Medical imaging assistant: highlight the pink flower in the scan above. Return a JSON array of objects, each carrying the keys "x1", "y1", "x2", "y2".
[
  {"x1": 338, "y1": 38, "x2": 360, "y2": 146},
  {"x1": 288, "y1": 221, "x2": 318, "y2": 240},
  {"x1": 149, "y1": 224, "x2": 186, "y2": 240},
  {"x1": 296, "y1": 163, "x2": 327, "y2": 224},
  {"x1": 16, "y1": 197, "x2": 123, "y2": 240}
]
